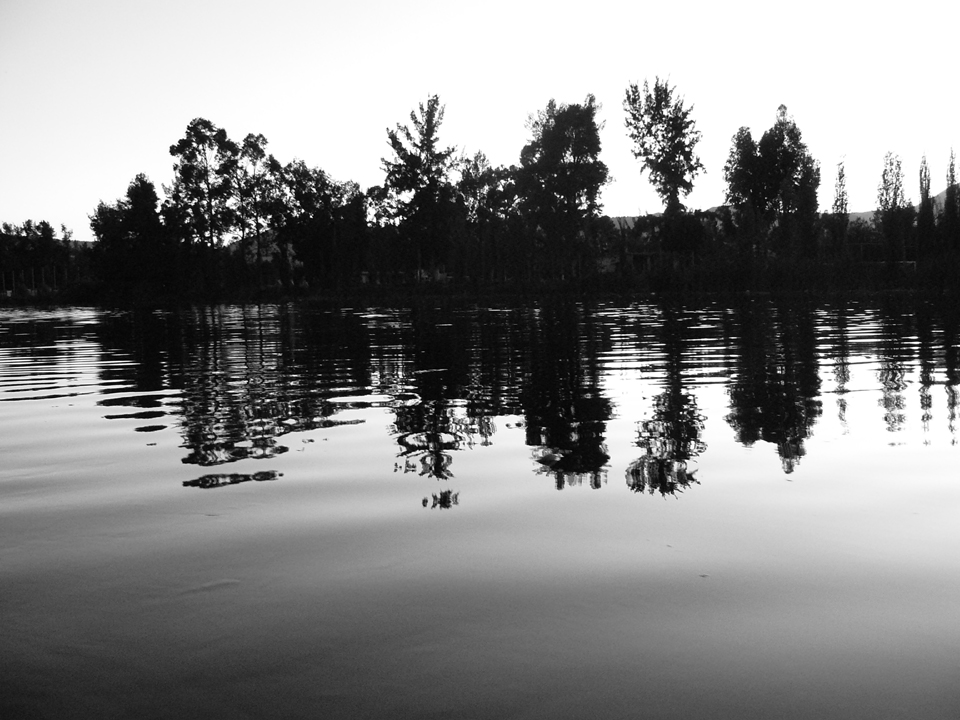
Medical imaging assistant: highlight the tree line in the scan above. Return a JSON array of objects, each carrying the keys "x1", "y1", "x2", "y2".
[{"x1": 4, "y1": 79, "x2": 960, "y2": 302}]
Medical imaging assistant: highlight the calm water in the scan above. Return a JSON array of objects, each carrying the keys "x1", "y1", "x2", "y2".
[{"x1": 2, "y1": 299, "x2": 959, "y2": 719}]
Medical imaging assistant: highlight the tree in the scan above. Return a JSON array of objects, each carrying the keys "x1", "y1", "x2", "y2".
[
  {"x1": 723, "y1": 105, "x2": 820, "y2": 256},
  {"x1": 382, "y1": 94, "x2": 457, "y2": 279},
  {"x1": 623, "y1": 77, "x2": 704, "y2": 216},
  {"x1": 455, "y1": 151, "x2": 514, "y2": 282},
  {"x1": 219, "y1": 132, "x2": 272, "y2": 279},
  {"x1": 516, "y1": 94, "x2": 609, "y2": 280},
  {"x1": 874, "y1": 152, "x2": 914, "y2": 263},
  {"x1": 90, "y1": 174, "x2": 171, "y2": 298},
  {"x1": 941, "y1": 149, "x2": 960, "y2": 252},
  {"x1": 917, "y1": 155, "x2": 936, "y2": 259},
  {"x1": 166, "y1": 118, "x2": 235, "y2": 250},
  {"x1": 830, "y1": 159, "x2": 849, "y2": 254}
]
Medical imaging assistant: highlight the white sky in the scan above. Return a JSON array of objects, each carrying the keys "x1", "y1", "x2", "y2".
[{"x1": 1, "y1": 0, "x2": 957, "y2": 242}]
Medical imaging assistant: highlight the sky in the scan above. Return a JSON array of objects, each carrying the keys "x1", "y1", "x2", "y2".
[{"x1": 2, "y1": 0, "x2": 958, "y2": 242}]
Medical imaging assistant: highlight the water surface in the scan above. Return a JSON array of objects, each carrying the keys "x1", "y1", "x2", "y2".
[{"x1": 2, "y1": 300, "x2": 959, "y2": 719}]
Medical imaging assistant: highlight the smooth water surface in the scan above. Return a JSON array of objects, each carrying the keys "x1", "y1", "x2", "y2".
[{"x1": 2, "y1": 300, "x2": 959, "y2": 719}]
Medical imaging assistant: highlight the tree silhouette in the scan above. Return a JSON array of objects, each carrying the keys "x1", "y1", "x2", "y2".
[
  {"x1": 829, "y1": 159, "x2": 849, "y2": 255},
  {"x1": 874, "y1": 152, "x2": 914, "y2": 263},
  {"x1": 916, "y1": 155, "x2": 935, "y2": 259},
  {"x1": 623, "y1": 77, "x2": 704, "y2": 217},
  {"x1": 724, "y1": 105, "x2": 820, "y2": 257},
  {"x1": 166, "y1": 118, "x2": 235, "y2": 250},
  {"x1": 516, "y1": 95, "x2": 609, "y2": 281},
  {"x1": 90, "y1": 174, "x2": 173, "y2": 299},
  {"x1": 940, "y1": 149, "x2": 960, "y2": 252},
  {"x1": 382, "y1": 94, "x2": 457, "y2": 280}
]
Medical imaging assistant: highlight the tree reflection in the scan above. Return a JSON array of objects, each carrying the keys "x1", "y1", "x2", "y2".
[
  {"x1": 876, "y1": 303, "x2": 910, "y2": 434},
  {"x1": 96, "y1": 305, "x2": 371, "y2": 468},
  {"x1": 627, "y1": 305, "x2": 705, "y2": 496},
  {"x1": 390, "y1": 308, "x2": 471, "y2": 480},
  {"x1": 916, "y1": 306, "x2": 935, "y2": 435},
  {"x1": 941, "y1": 305, "x2": 960, "y2": 441},
  {"x1": 394, "y1": 401, "x2": 460, "y2": 479},
  {"x1": 521, "y1": 303, "x2": 612, "y2": 489},
  {"x1": 422, "y1": 489, "x2": 459, "y2": 509},
  {"x1": 183, "y1": 470, "x2": 281, "y2": 489},
  {"x1": 826, "y1": 305, "x2": 851, "y2": 430},
  {"x1": 725, "y1": 300, "x2": 821, "y2": 474}
]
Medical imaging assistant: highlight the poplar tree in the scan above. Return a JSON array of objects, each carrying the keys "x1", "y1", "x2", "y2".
[
  {"x1": 942, "y1": 149, "x2": 960, "y2": 251},
  {"x1": 917, "y1": 155, "x2": 935, "y2": 258},
  {"x1": 831, "y1": 159, "x2": 849, "y2": 253},
  {"x1": 875, "y1": 152, "x2": 913, "y2": 262}
]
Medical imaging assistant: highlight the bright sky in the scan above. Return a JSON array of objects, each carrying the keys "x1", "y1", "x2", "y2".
[{"x1": 2, "y1": 0, "x2": 957, "y2": 242}]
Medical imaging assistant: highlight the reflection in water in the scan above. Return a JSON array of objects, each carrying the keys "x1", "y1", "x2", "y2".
[
  {"x1": 423, "y1": 489, "x2": 459, "y2": 509},
  {"x1": 183, "y1": 470, "x2": 282, "y2": 489},
  {"x1": 95, "y1": 306, "x2": 372, "y2": 467},
  {"x1": 917, "y1": 307, "x2": 935, "y2": 435},
  {"x1": 522, "y1": 304, "x2": 612, "y2": 489},
  {"x1": 6, "y1": 298, "x2": 960, "y2": 499},
  {"x1": 826, "y1": 305, "x2": 851, "y2": 430},
  {"x1": 876, "y1": 304, "x2": 910, "y2": 434},
  {"x1": 725, "y1": 300, "x2": 822, "y2": 474},
  {"x1": 946, "y1": 309, "x2": 960, "y2": 441},
  {"x1": 626, "y1": 306, "x2": 705, "y2": 496}
]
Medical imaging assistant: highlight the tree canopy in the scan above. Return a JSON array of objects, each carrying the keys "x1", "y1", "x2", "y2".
[
  {"x1": 723, "y1": 105, "x2": 820, "y2": 255},
  {"x1": 516, "y1": 95, "x2": 609, "y2": 279},
  {"x1": 623, "y1": 77, "x2": 704, "y2": 216},
  {"x1": 381, "y1": 94, "x2": 458, "y2": 277}
]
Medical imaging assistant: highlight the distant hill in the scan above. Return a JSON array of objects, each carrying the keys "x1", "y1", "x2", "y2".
[
  {"x1": 848, "y1": 188, "x2": 950, "y2": 224},
  {"x1": 609, "y1": 190, "x2": 954, "y2": 228}
]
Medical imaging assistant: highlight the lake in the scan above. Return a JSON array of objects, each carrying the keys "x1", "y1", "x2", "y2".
[{"x1": 2, "y1": 298, "x2": 959, "y2": 719}]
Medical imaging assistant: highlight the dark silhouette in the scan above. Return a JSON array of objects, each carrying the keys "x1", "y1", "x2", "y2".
[
  {"x1": 626, "y1": 305, "x2": 705, "y2": 496},
  {"x1": 0, "y1": 220, "x2": 89, "y2": 300},
  {"x1": 183, "y1": 470, "x2": 281, "y2": 489},
  {"x1": 10, "y1": 92, "x2": 960, "y2": 303},
  {"x1": 874, "y1": 152, "x2": 915, "y2": 265},
  {"x1": 13, "y1": 296, "x2": 960, "y2": 505},
  {"x1": 723, "y1": 105, "x2": 821, "y2": 259},
  {"x1": 423, "y1": 489, "x2": 459, "y2": 509},
  {"x1": 515, "y1": 96, "x2": 609, "y2": 282},
  {"x1": 380, "y1": 95, "x2": 458, "y2": 282},
  {"x1": 520, "y1": 303, "x2": 612, "y2": 489},
  {"x1": 724, "y1": 299, "x2": 822, "y2": 474},
  {"x1": 623, "y1": 77, "x2": 704, "y2": 217}
]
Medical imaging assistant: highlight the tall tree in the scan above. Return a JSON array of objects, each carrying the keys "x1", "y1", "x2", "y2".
[
  {"x1": 917, "y1": 155, "x2": 936, "y2": 259},
  {"x1": 90, "y1": 174, "x2": 171, "y2": 298},
  {"x1": 166, "y1": 118, "x2": 235, "y2": 250},
  {"x1": 222, "y1": 133, "x2": 274, "y2": 283},
  {"x1": 875, "y1": 152, "x2": 913, "y2": 263},
  {"x1": 623, "y1": 77, "x2": 704, "y2": 216},
  {"x1": 516, "y1": 94, "x2": 609, "y2": 280},
  {"x1": 382, "y1": 94, "x2": 457, "y2": 279},
  {"x1": 723, "y1": 105, "x2": 820, "y2": 256},
  {"x1": 942, "y1": 149, "x2": 960, "y2": 252},
  {"x1": 455, "y1": 151, "x2": 513, "y2": 283},
  {"x1": 831, "y1": 159, "x2": 849, "y2": 254}
]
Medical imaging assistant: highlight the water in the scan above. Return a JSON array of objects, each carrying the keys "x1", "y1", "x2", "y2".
[{"x1": 2, "y1": 299, "x2": 959, "y2": 719}]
